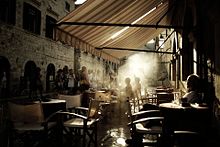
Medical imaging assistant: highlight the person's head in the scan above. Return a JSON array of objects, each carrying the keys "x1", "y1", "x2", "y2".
[
  {"x1": 69, "y1": 69, "x2": 73, "y2": 74},
  {"x1": 125, "y1": 77, "x2": 131, "y2": 85},
  {"x1": 135, "y1": 77, "x2": 140, "y2": 83},
  {"x1": 186, "y1": 74, "x2": 200, "y2": 92},
  {"x1": 82, "y1": 66, "x2": 87, "y2": 71},
  {"x1": 57, "y1": 69, "x2": 63, "y2": 74},
  {"x1": 63, "y1": 66, "x2": 68, "y2": 74}
]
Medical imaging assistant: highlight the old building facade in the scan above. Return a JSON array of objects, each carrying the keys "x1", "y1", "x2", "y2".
[{"x1": 0, "y1": 0, "x2": 110, "y2": 97}]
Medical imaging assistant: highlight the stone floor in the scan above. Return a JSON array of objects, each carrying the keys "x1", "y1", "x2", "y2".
[
  {"x1": 86, "y1": 101, "x2": 220, "y2": 147},
  {"x1": 97, "y1": 101, "x2": 130, "y2": 147},
  {"x1": 50, "y1": 100, "x2": 131, "y2": 147},
  {"x1": 7, "y1": 100, "x2": 220, "y2": 147}
]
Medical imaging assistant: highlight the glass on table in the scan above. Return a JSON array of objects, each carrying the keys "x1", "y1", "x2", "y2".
[{"x1": 172, "y1": 92, "x2": 181, "y2": 105}]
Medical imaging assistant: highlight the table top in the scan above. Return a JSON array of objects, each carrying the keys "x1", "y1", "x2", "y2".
[
  {"x1": 159, "y1": 102, "x2": 209, "y2": 110},
  {"x1": 35, "y1": 99, "x2": 66, "y2": 104}
]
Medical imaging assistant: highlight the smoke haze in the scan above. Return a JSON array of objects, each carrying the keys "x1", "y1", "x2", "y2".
[{"x1": 118, "y1": 52, "x2": 159, "y2": 92}]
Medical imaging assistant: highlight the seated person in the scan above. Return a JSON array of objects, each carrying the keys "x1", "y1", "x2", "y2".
[{"x1": 182, "y1": 74, "x2": 202, "y2": 104}]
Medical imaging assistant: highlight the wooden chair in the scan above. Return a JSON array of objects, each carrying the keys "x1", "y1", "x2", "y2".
[
  {"x1": 57, "y1": 99, "x2": 101, "y2": 147},
  {"x1": 126, "y1": 98, "x2": 164, "y2": 147},
  {"x1": 156, "y1": 92, "x2": 174, "y2": 105},
  {"x1": 8, "y1": 101, "x2": 59, "y2": 147},
  {"x1": 58, "y1": 94, "x2": 82, "y2": 110}
]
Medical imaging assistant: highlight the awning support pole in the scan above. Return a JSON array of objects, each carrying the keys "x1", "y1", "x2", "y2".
[
  {"x1": 96, "y1": 47, "x2": 174, "y2": 54},
  {"x1": 56, "y1": 22, "x2": 192, "y2": 30}
]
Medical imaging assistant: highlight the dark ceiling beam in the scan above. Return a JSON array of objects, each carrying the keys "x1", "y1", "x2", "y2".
[
  {"x1": 56, "y1": 22, "x2": 191, "y2": 29},
  {"x1": 96, "y1": 47, "x2": 174, "y2": 54}
]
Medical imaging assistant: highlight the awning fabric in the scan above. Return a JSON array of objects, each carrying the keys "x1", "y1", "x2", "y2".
[{"x1": 55, "y1": 0, "x2": 173, "y2": 63}]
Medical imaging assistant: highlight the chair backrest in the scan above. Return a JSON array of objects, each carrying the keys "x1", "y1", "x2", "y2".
[
  {"x1": 58, "y1": 94, "x2": 81, "y2": 109},
  {"x1": 8, "y1": 102, "x2": 44, "y2": 123},
  {"x1": 94, "y1": 91, "x2": 111, "y2": 101},
  {"x1": 87, "y1": 99, "x2": 100, "y2": 119},
  {"x1": 157, "y1": 92, "x2": 174, "y2": 105}
]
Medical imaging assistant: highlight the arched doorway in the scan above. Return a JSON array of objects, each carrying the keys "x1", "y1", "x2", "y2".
[
  {"x1": 0, "y1": 56, "x2": 10, "y2": 98},
  {"x1": 46, "y1": 63, "x2": 55, "y2": 92},
  {"x1": 23, "y1": 61, "x2": 37, "y2": 91}
]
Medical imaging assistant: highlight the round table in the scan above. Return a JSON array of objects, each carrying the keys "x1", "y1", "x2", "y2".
[
  {"x1": 159, "y1": 102, "x2": 209, "y2": 110},
  {"x1": 159, "y1": 102, "x2": 210, "y2": 146},
  {"x1": 160, "y1": 103, "x2": 210, "y2": 138}
]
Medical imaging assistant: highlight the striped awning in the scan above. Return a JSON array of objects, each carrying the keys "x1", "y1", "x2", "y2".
[{"x1": 55, "y1": 0, "x2": 175, "y2": 63}]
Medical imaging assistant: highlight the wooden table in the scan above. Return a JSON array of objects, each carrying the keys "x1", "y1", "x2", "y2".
[
  {"x1": 159, "y1": 102, "x2": 210, "y2": 146},
  {"x1": 159, "y1": 102, "x2": 210, "y2": 134}
]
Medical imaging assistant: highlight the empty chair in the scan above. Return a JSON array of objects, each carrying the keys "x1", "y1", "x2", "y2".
[
  {"x1": 126, "y1": 98, "x2": 164, "y2": 147},
  {"x1": 57, "y1": 99, "x2": 101, "y2": 147},
  {"x1": 58, "y1": 94, "x2": 81, "y2": 110},
  {"x1": 8, "y1": 101, "x2": 59, "y2": 147}
]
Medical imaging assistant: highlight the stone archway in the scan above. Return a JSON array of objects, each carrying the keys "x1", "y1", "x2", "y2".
[
  {"x1": 23, "y1": 61, "x2": 37, "y2": 90},
  {"x1": 0, "y1": 56, "x2": 11, "y2": 98},
  {"x1": 46, "y1": 63, "x2": 55, "y2": 92}
]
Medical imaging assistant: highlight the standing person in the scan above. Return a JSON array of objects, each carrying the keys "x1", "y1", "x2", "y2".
[
  {"x1": 133, "y1": 77, "x2": 142, "y2": 110},
  {"x1": 182, "y1": 74, "x2": 202, "y2": 103},
  {"x1": 29, "y1": 67, "x2": 43, "y2": 100},
  {"x1": 0, "y1": 72, "x2": 7, "y2": 98},
  {"x1": 55, "y1": 69, "x2": 64, "y2": 92},
  {"x1": 36, "y1": 67, "x2": 43, "y2": 100},
  {"x1": 124, "y1": 77, "x2": 136, "y2": 112},
  {"x1": 80, "y1": 66, "x2": 90, "y2": 92},
  {"x1": 80, "y1": 66, "x2": 90, "y2": 107},
  {"x1": 68, "y1": 69, "x2": 75, "y2": 94},
  {"x1": 62, "y1": 66, "x2": 69, "y2": 90},
  {"x1": 133, "y1": 77, "x2": 141, "y2": 99},
  {"x1": 124, "y1": 77, "x2": 134, "y2": 99}
]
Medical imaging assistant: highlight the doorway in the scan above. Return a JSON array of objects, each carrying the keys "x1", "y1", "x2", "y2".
[
  {"x1": 0, "y1": 56, "x2": 10, "y2": 98},
  {"x1": 46, "y1": 63, "x2": 55, "y2": 92}
]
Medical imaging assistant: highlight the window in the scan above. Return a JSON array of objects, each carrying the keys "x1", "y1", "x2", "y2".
[
  {"x1": 65, "y1": 2, "x2": 70, "y2": 12},
  {"x1": 45, "y1": 15, "x2": 56, "y2": 39},
  {"x1": 23, "y1": 2, "x2": 41, "y2": 34},
  {"x1": 0, "y1": 0, "x2": 16, "y2": 25}
]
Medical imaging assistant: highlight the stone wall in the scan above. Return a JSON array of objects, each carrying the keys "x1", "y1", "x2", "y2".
[
  {"x1": 79, "y1": 52, "x2": 112, "y2": 89},
  {"x1": 0, "y1": 23, "x2": 75, "y2": 94}
]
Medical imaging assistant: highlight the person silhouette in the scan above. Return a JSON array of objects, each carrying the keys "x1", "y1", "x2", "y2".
[
  {"x1": 182, "y1": 74, "x2": 202, "y2": 103},
  {"x1": 124, "y1": 77, "x2": 134, "y2": 100}
]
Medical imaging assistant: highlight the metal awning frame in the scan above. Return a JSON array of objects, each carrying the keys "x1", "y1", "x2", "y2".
[{"x1": 56, "y1": 21, "x2": 192, "y2": 30}]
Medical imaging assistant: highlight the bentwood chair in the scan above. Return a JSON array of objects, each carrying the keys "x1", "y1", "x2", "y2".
[
  {"x1": 8, "y1": 101, "x2": 59, "y2": 147},
  {"x1": 57, "y1": 99, "x2": 101, "y2": 147},
  {"x1": 127, "y1": 98, "x2": 164, "y2": 147}
]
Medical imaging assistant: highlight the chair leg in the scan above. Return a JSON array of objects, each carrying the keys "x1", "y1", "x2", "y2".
[
  {"x1": 87, "y1": 126, "x2": 97, "y2": 147},
  {"x1": 83, "y1": 127, "x2": 86, "y2": 147},
  {"x1": 132, "y1": 133, "x2": 143, "y2": 147},
  {"x1": 94, "y1": 123, "x2": 97, "y2": 147}
]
